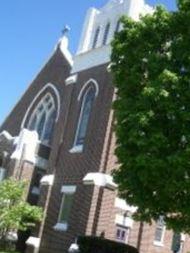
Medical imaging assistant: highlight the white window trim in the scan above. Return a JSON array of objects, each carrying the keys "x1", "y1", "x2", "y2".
[
  {"x1": 153, "y1": 239, "x2": 165, "y2": 247},
  {"x1": 77, "y1": 79, "x2": 99, "y2": 101},
  {"x1": 115, "y1": 214, "x2": 134, "y2": 229},
  {"x1": 21, "y1": 83, "x2": 61, "y2": 129},
  {"x1": 54, "y1": 185, "x2": 76, "y2": 232},
  {"x1": 74, "y1": 87, "x2": 91, "y2": 150},
  {"x1": 116, "y1": 226, "x2": 130, "y2": 243},
  {"x1": 70, "y1": 81, "x2": 98, "y2": 153},
  {"x1": 153, "y1": 223, "x2": 166, "y2": 247}
]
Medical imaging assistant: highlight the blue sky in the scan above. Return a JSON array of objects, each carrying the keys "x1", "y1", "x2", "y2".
[{"x1": 0, "y1": 0, "x2": 176, "y2": 125}]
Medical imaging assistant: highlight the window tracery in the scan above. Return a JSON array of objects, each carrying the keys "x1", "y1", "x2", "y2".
[{"x1": 28, "y1": 93, "x2": 57, "y2": 145}]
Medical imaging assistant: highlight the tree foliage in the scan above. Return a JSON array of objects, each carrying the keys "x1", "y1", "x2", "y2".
[
  {"x1": 0, "y1": 179, "x2": 42, "y2": 248},
  {"x1": 111, "y1": 0, "x2": 190, "y2": 233}
]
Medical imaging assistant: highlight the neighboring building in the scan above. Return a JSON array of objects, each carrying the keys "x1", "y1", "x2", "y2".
[{"x1": 0, "y1": 1, "x2": 189, "y2": 253}]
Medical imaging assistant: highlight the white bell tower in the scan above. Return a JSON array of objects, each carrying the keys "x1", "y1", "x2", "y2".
[{"x1": 71, "y1": 0, "x2": 153, "y2": 73}]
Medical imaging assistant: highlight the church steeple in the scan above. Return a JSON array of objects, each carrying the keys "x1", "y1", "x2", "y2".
[
  {"x1": 71, "y1": 0, "x2": 153, "y2": 73},
  {"x1": 77, "y1": 0, "x2": 153, "y2": 55}
]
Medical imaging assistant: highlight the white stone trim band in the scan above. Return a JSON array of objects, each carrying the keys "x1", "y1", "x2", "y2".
[
  {"x1": 65, "y1": 74, "x2": 78, "y2": 86},
  {"x1": 26, "y1": 236, "x2": 41, "y2": 249},
  {"x1": 83, "y1": 172, "x2": 117, "y2": 190},
  {"x1": 40, "y1": 175, "x2": 55, "y2": 186}
]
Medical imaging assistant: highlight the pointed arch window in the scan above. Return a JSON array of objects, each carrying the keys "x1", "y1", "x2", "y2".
[
  {"x1": 74, "y1": 86, "x2": 96, "y2": 149},
  {"x1": 102, "y1": 22, "x2": 111, "y2": 46},
  {"x1": 115, "y1": 20, "x2": 120, "y2": 33},
  {"x1": 28, "y1": 93, "x2": 57, "y2": 145},
  {"x1": 92, "y1": 26, "x2": 100, "y2": 49}
]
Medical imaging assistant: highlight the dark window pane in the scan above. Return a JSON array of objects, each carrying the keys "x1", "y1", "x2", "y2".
[
  {"x1": 92, "y1": 27, "x2": 100, "y2": 49},
  {"x1": 43, "y1": 109, "x2": 56, "y2": 143},
  {"x1": 76, "y1": 87, "x2": 95, "y2": 146},
  {"x1": 171, "y1": 233, "x2": 181, "y2": 253},
  {"x1": 115, "y1": 20, "x2": 120, "y2": 33},
  {"x1": 155, "y1": 228, "x2": 163, "y2": 242},
  {"x1": 0, "y1": 157, "x2": 3, "y2": 167},
  {"x1": 29, "y1": 114, "x2": 37, "y2": 131},
  {"x1": 116, "y1": 229, "x2": 121, "y2": 239},
  {"x1": 37, "y1": 112, "x2": 46, "y2": 139},
  {"x1": 59, "y1": 194, "x2": 74, "y2": 223},
  {"x1": 121, "y1": 230, "x2": 126, "y2": 241},
  {"x1": 102, "y1": 23, "x2": 110, "y2": 45}
]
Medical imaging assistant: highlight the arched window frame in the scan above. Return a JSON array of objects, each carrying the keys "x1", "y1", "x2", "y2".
[
  {"x1": 27, "y1": 93, "x2": 57, "y2": 145},
  {"x1": 70, "y1": 80, "x2": 99, "y2": 153},
  {"x1": 21, "y1": 83, "x2": 60, "y2": 129},
  {"x1": 102, "y1": 22, "x2": 111, "y2": 46},
  {"x1": 92, "y1": 26, "x2": 100, "y2": 49}
]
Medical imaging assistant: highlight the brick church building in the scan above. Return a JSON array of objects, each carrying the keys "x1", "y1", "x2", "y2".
[{"x1": 0, "y1": 0, "x2": 190, "y2": 253}]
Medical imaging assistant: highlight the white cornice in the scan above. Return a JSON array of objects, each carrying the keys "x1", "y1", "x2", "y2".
[{"x1": 71, "y1": 45, "x2": 110, "y2": 73}]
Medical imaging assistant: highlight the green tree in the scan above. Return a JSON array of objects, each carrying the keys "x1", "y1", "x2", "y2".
[
  {"x1": 0, "y1": 179, "x2": 42, "y2": 250},
  {"x1": 111, "y1": 0, "x2": 190, "y2": 233}
]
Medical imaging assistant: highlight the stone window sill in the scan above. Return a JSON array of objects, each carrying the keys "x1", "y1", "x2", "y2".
[
  {"x1": 69, "y1": 145, "x2": 83, "y2": 153},
  {"x1": 53, "y1": 223, "x2": 68, "y2": 232},
  {"x1": 153, "y1": 241, "x2": 164, "y2": 247}
]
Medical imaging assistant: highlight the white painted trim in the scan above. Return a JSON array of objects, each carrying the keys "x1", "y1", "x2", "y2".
[
  {"x1": 153, "y1": 241, "x2": 164, "y2": 247},
  {"x1": 69, "y1": 243, "x2": 80, "y2": 252},
  {"x1": 40, "y1": 174, "x2": 54, "y2": 186},
  {"x1": 83, "y1": 172, "x2": 117, "y2": 190},
  {"x1": 57, "y1": 35, "x2": 73, "y2": 66},
  {"x1": 0, "y1": 131, "x2": 14, "y2": 141},
  {"x1": 26, "y1": 237, "x2": 41, "y2": 248},
  {"x1": 153, "y1": 223, "x2": 166, "y2": 247},
  {"x1": 115, "y1": 198, "x2": 137, "y2": 213},
  {"x1": 21, "y1": 83, "x2": 61, "y2": 129},
  {"x1": 115, "y1": 214, "x2": 134, "y2": 228},
  {"x1": 27, "y1": 92, "x2": 55, "y2": 133},
  {"x1": 6, "y1": 232, "x2": 18, "y2": 242},
  {"x1": 107, "y1": 63, "x2": 112, "y2": 72},
  {"x1": 77, "y1": 79, "x2": 99, "y2": 101},
  {"x1": 71, "y1": 45, "x2": 111, "y2": 74},
  {"x1": 11, "y1": 129, "x2": 39, "y2": 164},
  {"x1": 181, "y1": 233, "x2": 186, "y2": 242},
  {"x1": 71, "y1": 83, "x2": 98, "y2": 151},
  {"x1": 65, "y1": 74, "x2": 78, "y2": 86},
  {"x1": 54, "y1": 222, "x2": 68, "y2": 231},
  {"x1": 61, "y1": 185, "x2": 76, "y2": 194},
  {"x1": 77, "y1": 7, "x2": 99, "y2": 54}
]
